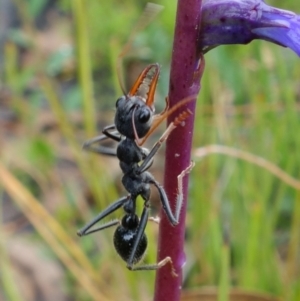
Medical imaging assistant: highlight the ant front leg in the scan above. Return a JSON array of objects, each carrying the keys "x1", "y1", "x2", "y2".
[
  {"x1": 82, "y1": 124, "x2": 120, "y2": 156},
  {"x1": 137, "y1": 110, "x2": 191, "y2": 174},
  {"x1": 151, "y1": 161, "x2": 195, "y2": 226}
]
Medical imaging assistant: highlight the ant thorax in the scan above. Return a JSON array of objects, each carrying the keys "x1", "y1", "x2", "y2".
[
  {"x1": 114, "y1": 95, "x2": 154, "y2": 140},
  {"x1": 117, "y1": 138, "x2": 145, "y2": 165}
]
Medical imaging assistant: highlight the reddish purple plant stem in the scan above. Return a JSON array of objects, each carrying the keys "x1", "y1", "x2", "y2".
[{"x1": 154, "y1": 0, "x2": 203, "y2": 301}]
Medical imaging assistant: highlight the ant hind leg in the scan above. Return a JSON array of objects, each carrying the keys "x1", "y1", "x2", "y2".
[
  {"x1": 77, "y1": 196, "x2": 129, "y2": 236},
  {"x1": 128, "y1": 255, "x2": 178, "y2": 277},
  {"x1": 126, "y1": 203, "x2": 177, "y2": 276}
]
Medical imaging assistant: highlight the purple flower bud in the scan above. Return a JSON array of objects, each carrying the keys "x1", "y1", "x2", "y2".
[{"x1": 199, "y1": 0, "x2": 300, "y2": 56}]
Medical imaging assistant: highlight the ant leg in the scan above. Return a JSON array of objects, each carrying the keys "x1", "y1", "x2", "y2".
[
  {"x1": 139, "y1": 156, "x2": 154, "y2": 173},
  {"x1": 79, "y1": 219, "x2": 120, "y2": 236},
  {"x1": 126, "y1": 205, "x2": 177, "y2": 276},
  {"x1": 102, "y1": 124, "x2": 121, "y2": 142},
  {"x1": 129, "y1": 256, "x2": 177, "y2": 277},
  {"x1": 83, "y1": 134, "x2": 117, "y2": 156},
  {"x1": 137, "y1": 123, "x2": 176, "y2": 174},
  {"x1": 151, "y1": 161, "x2": 195, "y2": 226},
  {"x1": 151, "y1": 181, "x2": 177, "y2": 226},
  {"x1": 127, "y1": 204, "x2": 150, "y2": 268},
  {"x1": 83, "y1": 124, "x2": 120, "y2": 156},
  {"x1": 77, "y1": 196, "x2": 129, "y2": 236},
  {"x1": 174, "y1": 161, "x2": 195, "y2": 222},
  {"x1": 134, "y1": 148, "x2": 154, "y2": 173},
  {"x1": 138, "y1": 110, "x2": 191, "y2": 174}
]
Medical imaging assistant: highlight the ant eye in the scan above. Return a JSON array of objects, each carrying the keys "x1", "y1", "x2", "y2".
[{"x1": 138, "y1": 109, "x2": 151, "y2": 123}]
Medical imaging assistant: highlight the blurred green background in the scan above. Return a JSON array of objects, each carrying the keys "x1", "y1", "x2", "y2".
[{"x1": 0, "y1": 0, "x2": 299, "y2": 300}]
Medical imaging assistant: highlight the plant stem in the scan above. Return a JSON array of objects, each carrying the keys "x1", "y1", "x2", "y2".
[{"x1": 154, "y1": 1, "x2": 203, "y2": 300}]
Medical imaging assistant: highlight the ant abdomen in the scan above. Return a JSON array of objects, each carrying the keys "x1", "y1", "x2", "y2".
[{"x1": 113, "y1": 214, "x2": 147, "y2": 264}]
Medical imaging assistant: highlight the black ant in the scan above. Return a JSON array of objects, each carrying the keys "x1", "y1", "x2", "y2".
[
  {"x1": 77, "y1": 3, "x2": 195, "y2": 273},
  {"x1": 77, "y1": 63, "x2": 194, "y2": 273}
]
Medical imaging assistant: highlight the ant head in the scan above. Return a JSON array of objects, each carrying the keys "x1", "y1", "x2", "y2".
[
  {"x1": 114, "y1": 64, "x2": 160, "y2": 140},
  {"x1": 114, "y1": 95, "x2": 154, "y2": 139}
]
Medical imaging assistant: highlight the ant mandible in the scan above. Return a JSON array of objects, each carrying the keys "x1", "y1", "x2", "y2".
[
  {"x1": 77, "y1": 3, "x2": 195, "y2": 274},
  {"x1": 77, "y1": 63, "x2": 194, "y2": 273}
]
